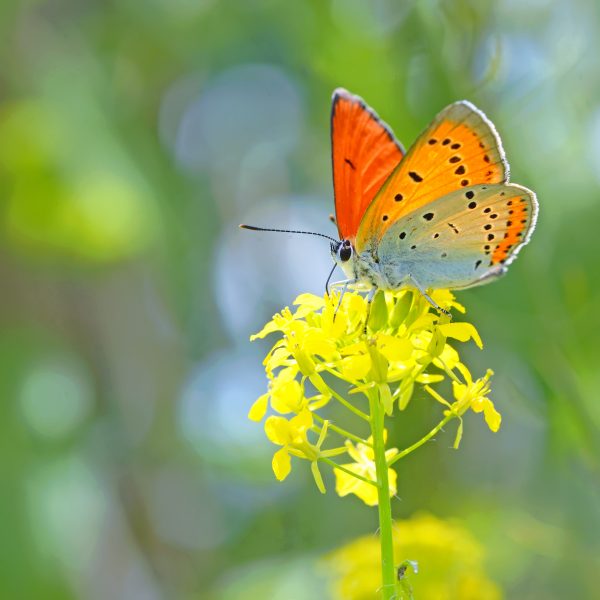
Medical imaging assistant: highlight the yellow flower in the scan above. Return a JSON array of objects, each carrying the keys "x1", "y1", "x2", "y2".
[
  {"x1": 250, "y1": 289, "x2": 495, "y2": 494},
  {"x1": 335, "y1": 438, "x2": 398, "y2": 506},
  {"x1": 326, "y1": 513, "x2": 502, "y2": 600},
  {"x1": 264, "y1": 409, "x2": 314, "y2": 481},
  {"x1": 451, "y1": 365, "x2": 500, "y2": 432},
  {"x1": 263, "y1": 409, "x2": 330, "y2": 493},
  {"x1": 270, "y1": 377, "x2": 304, "y2": 414}
]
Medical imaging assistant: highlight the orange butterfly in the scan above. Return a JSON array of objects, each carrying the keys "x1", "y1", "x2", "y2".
[
  {"x1": 243, "y1": 89, "x2": 538, "y2": 313},
  {"x1": 329, "y1": 88, "x2": 537, "y2": 310}
]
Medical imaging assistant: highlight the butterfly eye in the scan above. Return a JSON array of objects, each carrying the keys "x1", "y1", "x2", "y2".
[{"x1": 339, "y1": 244, "x2": 353, "y2": 262}]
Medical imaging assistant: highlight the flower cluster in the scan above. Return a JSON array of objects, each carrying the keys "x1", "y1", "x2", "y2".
[
  {"x1": 326, "y1": 512, "x2": 501, "y2": 600},
  {"x1": 249, "y1": 288, "x2": 500, "y2": 504}
]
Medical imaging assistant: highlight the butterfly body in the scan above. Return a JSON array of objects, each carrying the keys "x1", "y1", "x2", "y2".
[{"x1": 330, "y1": 89, "x2": 537, "y2": 301}]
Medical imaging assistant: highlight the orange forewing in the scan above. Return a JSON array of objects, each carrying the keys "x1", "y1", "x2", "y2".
[
  {"x1": 331, "y1": 89, "x2": 404, "y2": 241},
  {"x1": 356, "y1": 101, "x2": 508, "y2": 251}
]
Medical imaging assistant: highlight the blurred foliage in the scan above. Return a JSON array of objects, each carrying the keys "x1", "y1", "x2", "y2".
[{"x1": 0, "y1": 0, "x2": 599, "y2": 598}]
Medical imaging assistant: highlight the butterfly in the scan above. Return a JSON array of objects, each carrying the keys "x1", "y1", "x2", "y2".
[
  {"x1": 328, "y1": 88, "x2": 538, "y2": 312},
  {"x1": 241, "y1": 88, "x2": 538, "y2": 314}
]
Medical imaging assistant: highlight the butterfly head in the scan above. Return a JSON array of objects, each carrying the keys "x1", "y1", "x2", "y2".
[{"x1": 331, "y1": 239, "x2": 357, "y2": 278}]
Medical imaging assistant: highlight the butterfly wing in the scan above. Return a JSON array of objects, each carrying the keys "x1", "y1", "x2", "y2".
[
  {"x1": 331, "y1": 88, "x2": 405, "y2": 241},
  {"x1": 376, "y1": 183, "x2": 538, "y2": 290},
  {"x1": 355, "y1": 101, "x2": 508, "y2": 252}
]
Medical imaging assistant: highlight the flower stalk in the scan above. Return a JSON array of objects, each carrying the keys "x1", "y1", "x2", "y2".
[{"x1": 369, "y1": 387, "x2": 398, "y2": 600}]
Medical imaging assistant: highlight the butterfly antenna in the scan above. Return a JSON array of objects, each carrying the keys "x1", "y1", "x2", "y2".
[{"x1": 239, "y1": 224, "x2": 338, "y2": 244}]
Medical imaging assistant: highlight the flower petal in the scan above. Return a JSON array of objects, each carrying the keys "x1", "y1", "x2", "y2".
[
  {"x1": 270, "y1": 379, "x2": 304, "y2": 414},
  {"x1": 339, "y1": 354, "x2": 372, "y2": 380},
  {"x1": 264, "y1": 415, "x2": 291, "y2": 445},
  {"x1": 334, "y1": 464, "x2": 378, "y2": 505},
  {"x1": 439, "y1": 322, "x2": 483, "y2": 350},
  {"x1": 272, "y1": 448, "x2": 291, "y2": 480},
  {"x1": 291, "y1": 408, "x2": 313, "y2": 432},
  {"x1": 248, "y1": 393, "x2": 268, "y2": 422},
  {"x1": 303, "y1": 329, "x2": 338, "y2": 361},
  {"x1": 482, "y1": 400, "x2": 502, "y2": 432},
  {"x1": 251, "y1": 319, "x2": 281, "y2": 340},
  {"x1": 293, "y1": 293, "x2": 325, "y2": 312},
  {"x1": 378, "y1": 335, "x2": 413, "y2": 362}
]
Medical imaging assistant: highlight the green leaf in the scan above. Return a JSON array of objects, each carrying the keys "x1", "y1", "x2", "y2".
[
  {"x1": 426, "y1": 328, "x2": 446, "y2": 358},
  {"x1": 367, "y1": 343, "x2": 389, "y2": 383},
  {"x1": 398, "y1": 379, "x2": 414, "y2": 411},
  {"x1": 311, "y1": 461, "x2": 326, "y2": 494},
  {"x1": 390, "y1": 291, "x2": 413, "y2": 328},
  {"x1": 453, "y1": 418, "x2": 464, "y2": 449},
  {"x1": 367, "y1": 289, "x2": 388, "y2": 331},
  {"x1": 378, "y1": 383, "x2": 394, "y2": 416}
]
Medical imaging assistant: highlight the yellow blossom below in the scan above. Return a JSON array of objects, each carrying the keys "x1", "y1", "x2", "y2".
[{"x1": 326, "y1": 512, "x2": 502, "y2": 600}]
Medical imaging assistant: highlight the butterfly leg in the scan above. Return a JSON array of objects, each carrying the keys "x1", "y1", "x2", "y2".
[
  {"x1": 406, "y1": 275, "x2": 451, "y2": 318},
  {"x1": 363, "y1": 287, "x2": 377, "y2": 334},
  {"x1": 332, "y1": 278, "x2": 357, "y2": 321}
]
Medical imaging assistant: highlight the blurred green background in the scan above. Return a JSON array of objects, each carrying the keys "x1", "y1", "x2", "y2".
[{"x1": 1, "y1": 0, "x2": 599, "y2": 598}]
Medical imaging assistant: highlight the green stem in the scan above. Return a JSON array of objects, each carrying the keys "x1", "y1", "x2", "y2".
[
  {"x1": 388, "y1": 414, "x2": 454, "y2": 466},
  {"x1": 368, "y1": 388, "x2": 398, "y2": 600},
  {"x1": 318, "y1": 457, "x2": 378, "y2": 487},
  {"x1": 302, "y1": 371, "x2": 369, "y2": 421},
  {"x1": 317, "y1": 363, "x2": 362, "y2": 386},
  {"x1": 312, "y1": 414, "x2": 371, "y2": 447},
  {"x1": 328, "y1": 387, "x2": 370, "y2": 421}
]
